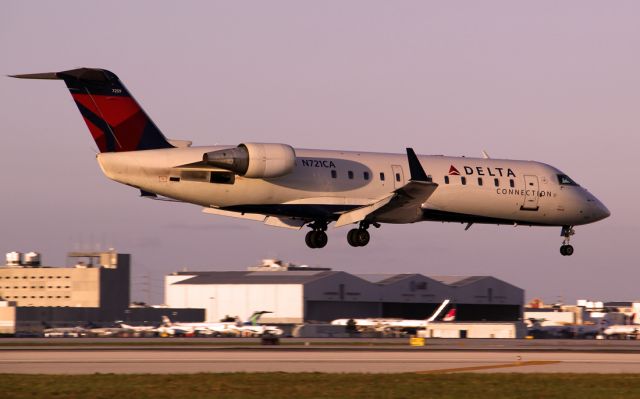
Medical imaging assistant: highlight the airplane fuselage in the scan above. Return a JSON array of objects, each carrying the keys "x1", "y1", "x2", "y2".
[{"x1": 97, "y1": 146, "x2": 609, "y2": 227}]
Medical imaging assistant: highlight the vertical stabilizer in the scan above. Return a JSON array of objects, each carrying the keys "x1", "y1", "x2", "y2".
[{"x1": 10, "y1": 68, "x2": 174, "y2": 152}]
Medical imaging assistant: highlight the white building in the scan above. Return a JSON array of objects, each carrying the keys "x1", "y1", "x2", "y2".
[{"x1": 165, "y1": 263, "x2": 524, "y2": 323}]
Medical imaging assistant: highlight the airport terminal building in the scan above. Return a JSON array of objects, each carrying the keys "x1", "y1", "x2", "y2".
[
  {"x1": 165, "y1": 260, "x2": 524, "y2": 323},
  {"x1": 0, "y1": 251, "x2": 203, "y2": 334}
]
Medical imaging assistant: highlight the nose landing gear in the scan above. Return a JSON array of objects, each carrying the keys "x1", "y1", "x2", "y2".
[
  {"x1": 560, "y1": 225, "x2": 575, "y2": 256},
  {"x1": 305, "y1": 221, "x2": 328, "y2": 249}
]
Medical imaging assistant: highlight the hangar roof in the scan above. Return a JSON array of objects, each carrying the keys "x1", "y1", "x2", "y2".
[
  {"x1": 173, "y1": 271, "x2": 501, "y2": 288},
  {"x1": 172, "y1": 270, "x2": 339, "y2": 285},
  {"x1": 430, "y1": 276, "x2": 489, "y2": 287}
]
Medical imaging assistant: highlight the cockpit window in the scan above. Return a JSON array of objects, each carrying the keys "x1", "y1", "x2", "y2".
[{"x1": 557, "y1": 174, "x2": 579, "y2": 186}]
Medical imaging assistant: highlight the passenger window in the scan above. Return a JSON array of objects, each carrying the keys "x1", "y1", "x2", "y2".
[
  {"x1": 477, "y1": 178, "x2": 483, "y2": 186},
  {"x1": 444, "y1": 176, "x2": 449, "y2": 184},
  {"x1": 348, "y1": 171, "x2": 354, "y2": 179},
  {"x1": 461, "y1": 177, "x2": 467, "y2": 185},
  {"x1": 509, "y1": 179, "x2": 515, "y2": 188},
  {"x1": 331, "y1": 170, "x2": 337, "y2": 179},
  {"x1": 363, "y1": 171, "x2": 370, "y2": 180},
  {"x1": 494, "y1": 178, "x2": 499, "y2": 187},
  {"x1": 380, "y1": 172, "x2": 385, "y2": 181}
]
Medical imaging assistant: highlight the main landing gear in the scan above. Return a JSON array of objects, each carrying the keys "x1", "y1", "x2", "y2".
[
  {"x1": 305, "y1": 221, "x2": 328, "y2": 249},
  {"x1": 347, "y1": 222, "x2": 379, "y2": 247},
  {"x1": 560, "y1": 225, "x2": 575, "y2": 256}
]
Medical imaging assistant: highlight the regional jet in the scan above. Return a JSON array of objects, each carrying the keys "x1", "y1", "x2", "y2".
[{"x1": 10, "y1": 68, "x2": 610, "y2": 255}]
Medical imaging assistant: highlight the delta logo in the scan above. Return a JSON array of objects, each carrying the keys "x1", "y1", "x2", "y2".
[{"x1": 448, "y1": 165, "x2": 516, "y2": 177}]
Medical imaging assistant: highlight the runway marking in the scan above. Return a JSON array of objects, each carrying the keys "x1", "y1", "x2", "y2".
[{"x1": 416, "y1": 360, "x2": 561, "y2": 374}]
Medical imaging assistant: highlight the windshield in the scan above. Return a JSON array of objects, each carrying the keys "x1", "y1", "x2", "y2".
[{"x1": 557, "y1": 174, "x2": 579, "y2": 186}]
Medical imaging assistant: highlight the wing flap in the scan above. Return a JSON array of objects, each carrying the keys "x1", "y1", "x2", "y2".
[{"x1": 203, "y1": 208, "x2": 306, "y2": 230}]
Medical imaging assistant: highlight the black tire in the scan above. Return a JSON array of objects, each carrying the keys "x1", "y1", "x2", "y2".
[
  {"x1": 312, "y1": 231, "x2": 328, "y2": 248},
  {"x1": 305, "y1": 231, "x2": 316, "y2": 248},
  {"x1": 356, "y1": 229, "x2": 370, "y2": 247},
  {"x1": 560, "y1": 245, "x2": 566, "y2": 256},
  {"x1": 347, "y1": 229, "x2": 360, "y2": 247},
  {"x1": 564, "y1": 245, "x2": 574, "y2": 256}
]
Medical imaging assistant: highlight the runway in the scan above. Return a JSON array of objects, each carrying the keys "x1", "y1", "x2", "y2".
[{"x1": 3, "y1": 343, "x2": 640, "y2": 374}]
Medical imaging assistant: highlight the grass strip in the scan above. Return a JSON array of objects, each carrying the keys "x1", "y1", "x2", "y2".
[{"x1": 2, "y1": 373, "x2": 640, "y2": 399}]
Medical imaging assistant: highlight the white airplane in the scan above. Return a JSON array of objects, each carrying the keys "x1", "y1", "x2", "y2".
[
  {"x1": 234, "y1": 311, "x2": 284, "y2": 337},
  {"x1": 332, "y1": 299, "x2": 452, "y2": 330},
  {"x1": 158, "y1": 311, "x2": 278, "y2": 337},
  {"x1": 11, "y1": 68, "x2": 610, "y2": 255},
  {"x1": 157, "y1": 316, "x2": 238, "y2": 337}
]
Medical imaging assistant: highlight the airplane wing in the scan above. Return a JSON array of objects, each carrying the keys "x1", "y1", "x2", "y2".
[
  {"x1": 335, "y1": 148, "x2": 438, "y2": 227},
  {"x1": 202, "y1": 208, "x2": 306, "y2": 230}
]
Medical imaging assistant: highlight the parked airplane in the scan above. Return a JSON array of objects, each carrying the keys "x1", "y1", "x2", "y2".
[
  {"x1": 332, "y1": 299, "x2": 452, "y2": 330},
  {"x1": 158, "y1": 311, "x2": 279, "y2": 337},
  {"x1": 11, "y1": 68, "x2": 610, "y2": 255}
]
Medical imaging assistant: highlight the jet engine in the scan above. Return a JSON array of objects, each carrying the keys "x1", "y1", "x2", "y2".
[{"x1": 203, "y1": 143, "x2": 296, "y2": 178}]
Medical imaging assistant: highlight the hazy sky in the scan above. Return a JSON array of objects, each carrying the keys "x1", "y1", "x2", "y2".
[{"x1": 1, "y1": 1, "x2": 638, "y2": 305}]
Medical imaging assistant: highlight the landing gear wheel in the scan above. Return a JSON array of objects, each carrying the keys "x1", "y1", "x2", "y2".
[
  {"x1": 347, "y1": 229, "x2": 359, "y2": 247},
  {"x1": 560, "y1": 245, "x2": 574, "y2": 256},
  {"x1": 355, "y1": 229, "x2": 370, "y2": 247},
  {"x1": 559, "y1": 226, "x2": 576, "y2": 256},
  {"x1": 347, "y1": 228, "x2": 370, "y2": 247},
  {"x1": 312, "y1": 231, "x2": 328, "y2": 248},
  {"x1": 305, "y1": 231, "x2": 315, "y2": 248},
  {"x1": 305, "y1": 230, "x2": 328, "y2": 249}
]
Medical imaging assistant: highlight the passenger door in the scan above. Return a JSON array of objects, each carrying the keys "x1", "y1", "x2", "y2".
[{"x1": 521, "y1": 175, "x2": 540, "y2": 211}]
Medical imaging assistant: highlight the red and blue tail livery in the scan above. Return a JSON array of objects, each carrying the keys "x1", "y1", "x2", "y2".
[{"x1": 10, "y1": 68, "x2": 173, "y2": 152}]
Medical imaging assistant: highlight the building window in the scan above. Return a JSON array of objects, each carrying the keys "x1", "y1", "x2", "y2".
[
  {"x1": 444, "y1": 176, "x2": 449, "y2": 184},
  {"x1": 477, "y1": 178, "x2": 483, "y2": 186},
  {"x1": 509, "y1": 179, "x2": 515, "y2": 188},
  {"x1": 348, "y1": 171, "x2": 354, "y2": 179},
  {"x1": 363, "y1": 171, "x2": 370, "y2": 180},
  {"x1": 331, "y1": 170, "x2": 337, "y2": 179},
  {"x1": 380, "y1": 172, "x2": 385, "y2": 181},
  {"x1": 461, "y1": 176, "x2": 467, "y2": 185}
]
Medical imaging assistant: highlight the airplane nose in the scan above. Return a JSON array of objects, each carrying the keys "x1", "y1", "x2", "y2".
[{"x1": 590, "y1": 197, "x2": 610, "y2": 222}]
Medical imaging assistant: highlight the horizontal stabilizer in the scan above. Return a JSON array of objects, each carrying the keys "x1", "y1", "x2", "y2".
[{"x1": 9, "y1": 72, "x2": 60, "y2": 80}]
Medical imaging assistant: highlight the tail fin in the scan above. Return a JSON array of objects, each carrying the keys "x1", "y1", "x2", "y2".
[
  {"x1": 10, "y1": 68, "x2": 174, "y2": 152},
  {"x1": 442, "y1": 308, "x2": 456, "y2": 322},
  {"x1": 247, "y1": 311, "x2": 271, "y2": 325}
]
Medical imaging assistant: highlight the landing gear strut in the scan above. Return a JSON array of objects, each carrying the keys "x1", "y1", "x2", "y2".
[
  {"x1": 347, "y1": 221, "x2": 379, "y2": 247},
  {"x1": 560, "y1": 225, "x2": 575, "y2": 256},
  {"x1": 305, "y1": 221, "x2": 328, "y2": 249}
]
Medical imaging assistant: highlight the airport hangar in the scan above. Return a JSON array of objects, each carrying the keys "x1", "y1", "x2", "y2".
[{"x1": 165, "y1": 261, "x2": 524, "y2": 324}]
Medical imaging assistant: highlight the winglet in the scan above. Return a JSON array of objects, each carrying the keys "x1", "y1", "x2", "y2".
[{"x1": 406, "y1": 148, "x2": 429, "y2": 182}]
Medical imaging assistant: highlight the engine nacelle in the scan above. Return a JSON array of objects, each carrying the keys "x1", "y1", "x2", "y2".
[{"x1": 203, "y1": 143, "x2": 296, "y2": 178}]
